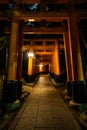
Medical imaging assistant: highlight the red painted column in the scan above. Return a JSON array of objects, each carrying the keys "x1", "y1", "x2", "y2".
[
  {"x1": 50, "y1": 54, "x2": 54, "y2": 74},
  {"x1": 27, "y1": 49, "x2": 34, "y2": 76},
  {"x1": 68, "y1": 0, "x2": 84, "y2": 81},
  {"x1": 63, "y1": 21, "x2": 73, "y2": 81},
  {"x1": 28, "y1": 57, "x2": 33, "y2": 75},
  {"x1": 7, "y1": 18, "x2": 19, "y2": 80},
  {"x1": 2, "y1": 6, "x2": 21, "y2": 102},
  {"x1": 17, "y1": 20, "x2": 24, "y2": 80},
  {"x1": 6, "y1": 1, "x2": 20, "y2": 80},
  {"x1": 54, "y1": 41, "x2": 60, "y2": 76}
]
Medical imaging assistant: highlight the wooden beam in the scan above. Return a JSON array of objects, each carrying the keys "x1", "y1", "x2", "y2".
[
  {"x1": 0, "y1": 0, "x2": 86, "y2": 4},
  {"x1": 0, "y1": 0, "x2": 67, "y2": 4},
  {"x1": 23, "y1": 27, "x2": 64, "y2": 34},
  {"x1": 22, "y1": 44, "x2": 64, "y2": 51},
  {"x1": 20, "y1": 11, "x2": 68, "y2": 20},
  {"x1": 23, "y1": 38, "x2": 59, "y2": 41},
  {"x1": 5, "y1": 26, "x2": 64, "y2": 34},
  {"x1": 1, "y1": 10, "x2": 87, "y2": 21},
  {"x1": 35, "y1": 51, "x2": 53, "y2": 55},
  {"x1": 0, "y1": 0, "x2": 9, "y2": 4},
  {"x1": 20, "y1": 10, "x2": 87, "y2": 21},
  {"x1": 22, "y1": 45, "x2": 55, "y2": 51},
  {"x1": 20, "y1": 0, "x2": 40, "y2": 4},
  {"x1": 42, "y1": 0, "x2": 67, "y2": 4}
]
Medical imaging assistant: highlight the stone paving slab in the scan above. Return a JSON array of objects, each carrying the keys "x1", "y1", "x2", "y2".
[
  {"x1": 35, "y1": 128, "x2": 55, "y2": 130},
  {"x1": 8, "y1": 75, "x2": 82, "y2": 130},
  {"x1": 22, "y1": 105, "x2": 38, "y2": 118}
]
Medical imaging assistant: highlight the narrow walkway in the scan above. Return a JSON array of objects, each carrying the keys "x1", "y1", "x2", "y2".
[{"x1": 8, "y1": 75, "x2": 82, "y2": 130}]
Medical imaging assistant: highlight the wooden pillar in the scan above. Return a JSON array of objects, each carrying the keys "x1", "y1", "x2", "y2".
[
  {"x1": 6, "y1": 1, "x2": 20, "y2": 80},
  {"x1": 68, "y1": 0, "x2": 84, "y2": 81},
  {"x1": 54, "y1": 41, "x2": 60, "y2": 75},
  {"x1": 33, "y1": 56, "x2": 36, "y2": 74},
  {"x1": 63, "y1": 20, "x2": 72, "y2": 81},
  {"x1": 7, "y1": 18, "x2": 19, "y2": 80},
  {"x1": 17, "y1": 20, "x2": 24, "y2": 80},
  {"x1": 36, "y1": 58, "x2": 39, "y2": 73},
  {"x1": 52, "y1": 52, "x2": 55, "y2": 74},
  {"x1": 28, "y1": 57, "x2": 33, "y2": 75},
  {"x1": 50, "y1": 55, "x2": 53, "y2": 73},
  {"x1": 53, "y1": 41, "x2": 61, "y2": 82},
  {"x1": 39, "y1": 63, "x2": 43, "y2": 73},
  {"x1": 27, "y1": 49, "x2": 34, "y2": 76},
  {"x1": 2, "y1": 1, "x2": 23, "y2": 103}
]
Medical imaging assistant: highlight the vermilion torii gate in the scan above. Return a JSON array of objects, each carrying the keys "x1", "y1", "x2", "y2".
[{"x1": 1, "y1": 0, "x2": 87, "y2": 103}]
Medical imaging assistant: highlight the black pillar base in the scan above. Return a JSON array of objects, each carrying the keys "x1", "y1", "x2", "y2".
[
  {"x1": 72, "y1": 81, "x2": 87, "y2": 104},
  {"x1": 49, "y1": 72, "x2": 54, "y2": 79},
  {"x1": 66, "y1": 81, "x2": 72, "y2": 97},
  {"x1": 24, "y1": 73, "x2": 39, "y2": 83},
  {"x1": 24, "y1": 75, "x2": 33, "y2": 83},
  {"x1": 2, "y1": 80, "x2": 22, "y2": 103},
  {"x1": 54, "y1": 74, "x2": 62, "y2": 83},
  {"x1": 18, "y1": 80, "x2": 22, "y2": 98}
]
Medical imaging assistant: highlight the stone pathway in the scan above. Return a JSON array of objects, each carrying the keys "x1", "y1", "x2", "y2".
[{"x1": 8, "y1": 75, "x2": 82, "y2": 130}]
